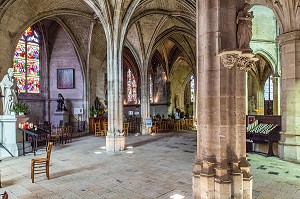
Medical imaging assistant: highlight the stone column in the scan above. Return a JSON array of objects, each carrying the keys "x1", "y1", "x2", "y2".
[
  {"x1": 193, "y1": 1, "x2": 252, "y2": 198},
  {"x1": 140, "y1": 69, "x2": 150, "y2": 135},
  {"x1": 256, "y1": 87, "x2": 264, "y2": 115},
  {"x1": 272, "y1": 77, "x2": 279, "y2": 115},
  {"x1": 277, "y1": 31, "x2": 300, "y2": 161},
  {"x1": 106, "y1": 38, "x2": 126, "y2": 151}
]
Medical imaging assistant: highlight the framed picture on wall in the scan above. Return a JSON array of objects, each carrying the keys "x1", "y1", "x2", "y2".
[{"x1": 57, "y1": 68, "x2": 75, "y2": 89}]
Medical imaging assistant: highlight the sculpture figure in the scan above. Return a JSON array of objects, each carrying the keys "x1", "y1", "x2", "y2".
[
  {"x1": 237, "y1": 3, "x2": 254, "y2": 50},
  {"x1": 56, "y1": 93, "x2": 67, "y2": 111},
  {"x1": 248, "y1": 96, "x2": 256, "y2": 114},
  {"x1": 0, "y1": 68, "x2": 18, "y2": 115},
  {"x1": 94, "y1": 96, "x2": 101, "y2": 110}
]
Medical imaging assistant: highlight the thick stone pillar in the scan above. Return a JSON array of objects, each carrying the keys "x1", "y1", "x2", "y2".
[
  {"x1": 140, "y1": 69, "x2": 150, "y2": 135},
  {"x1": 278, "y1": 31, "x2": 300, "y2": 161},
  {"x1": 106, "y1": 38, "x2": 126, "y2": 151},
  {"x1": 105, "y1": 7, "x2": 126, "y2": 152},
  {"x1": 193, "y1": 1, "x2": 252, "y2": 198}
]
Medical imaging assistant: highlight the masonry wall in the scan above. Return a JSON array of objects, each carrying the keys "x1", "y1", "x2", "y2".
[{"x1": 49, "y1": 26, "x2": 84, "y2": 126}]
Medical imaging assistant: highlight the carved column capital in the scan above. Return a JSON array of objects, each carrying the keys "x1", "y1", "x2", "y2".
[{"x1": 218, "y1": 50, "x2": 258, "y2": 72}]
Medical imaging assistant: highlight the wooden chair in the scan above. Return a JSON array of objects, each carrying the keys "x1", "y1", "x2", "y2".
[
  {"x1": 49, "y1": 127, "x2": 61, "y2": 145},
  {"x1": 94, "y1": 122, "x2": 102, "y2": 137},
  {"x1": 123, "y1": 122, "x2": 129, "y2": 136},
  {"x1": 60, "y1": 126, "x2": 69, "y2": 144},
  {"x1": 174, "y1": 120, "x2": 180, "y2": 130},
  {"x1": 151, "y1": 122, "x2": 157, "y2": 134},
  {"x1": 100, "y1": 122, "x2": 108, "y2": 136},
  {"x1": 66, "y1": 126, "x2": 73, "y2": 143},
  {"x1": 31, "y1": 142, "x2": 53, "y2": 183},
  {"x1": 1, "y1": 192, "x2": 8, "y2": 199}
]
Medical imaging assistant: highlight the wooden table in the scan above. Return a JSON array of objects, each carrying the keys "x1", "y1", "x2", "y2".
[{"x1": 19, "y1": 128, "x2": 51, "y2": 156}]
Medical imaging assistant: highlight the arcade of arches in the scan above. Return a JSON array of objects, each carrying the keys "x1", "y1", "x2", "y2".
[{"x1": 0, "y1": 0, "x2": 299, "y2": 198}]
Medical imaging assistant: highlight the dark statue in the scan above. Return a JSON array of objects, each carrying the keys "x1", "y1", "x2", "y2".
[
  {"x1": 57, "y1": 93, "x2": 67, "y2": 112},
  {"x1": 94, "y1": 96, "x2": 105, "y2": 114}
]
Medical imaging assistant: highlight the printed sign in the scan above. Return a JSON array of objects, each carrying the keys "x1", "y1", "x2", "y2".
[{"x1": 146, "y1": 118, "x2": 152, "y2": 127}]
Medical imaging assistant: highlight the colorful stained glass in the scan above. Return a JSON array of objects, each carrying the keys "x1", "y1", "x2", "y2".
[
  {"x1": 27, "y1": 77, "x2": 40, "y2": 93},
  {"x1": 190, "y1": 75, "x2": 195, "y2": 102},
  {"x1": 27, "y1": 42, "x2": 40, "y2": 76},
  {"x1": 127, "y1": 69, "x2": 137, "y2": 102},
  {"x1": 15, "y1": 76, "x2": 26, "y2": 93},
  {"x1": 13, "y1": 26, "x2": 40, "y2": 94},
  {"x1": 23, "y1": 27, "x2": 33, "y2": 37}
]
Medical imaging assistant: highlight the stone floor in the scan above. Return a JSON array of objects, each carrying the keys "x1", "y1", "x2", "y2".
[{"x1": 0, "y1": 131, "x2": 300, "y2": 199}]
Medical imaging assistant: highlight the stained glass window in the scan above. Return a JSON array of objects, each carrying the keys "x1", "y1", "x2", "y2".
[
  {"x1": 13, "y1": 27, "x2": 40, "y2": 93},
  {"x1": 127, "y1": 69, "x2": 137, "y2": 102},
  {"x1": 190, "y1": 75, "x2": 195, "y2": 102},
  {"x1": 149, "y1": 76, "x2": 153, "y2": 103},
  {"x1": 264, "y1": 77, "x2": 273, "y2": 100}
]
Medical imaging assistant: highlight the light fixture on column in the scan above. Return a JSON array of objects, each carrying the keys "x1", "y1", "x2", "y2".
[{"x1": 218, "y1": 50, "x2": 258, "y2": 71}]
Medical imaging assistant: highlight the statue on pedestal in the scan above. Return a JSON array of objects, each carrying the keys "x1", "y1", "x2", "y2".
[
  {"x1": 237, "y1": 3, "x2": 254, "y2": 50},
  {"x1": 56, "y1": 93, "x2": 67, "y2": 112},
  {"x1": 0, "y1": 68, "x2": 18, "y2": 115}
]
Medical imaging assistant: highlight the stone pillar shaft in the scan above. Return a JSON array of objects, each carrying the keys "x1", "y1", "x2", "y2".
[
  {"x1": 105, "y1": 24, "x2": 126, "y2": 151},
  {"x1": 277, "y1": 31, "x2": 300, "y2": 161},
  {"x1": 272, "y1": 78, "x2": 279, "y2": 115},
  {"x1": 256, "y1": 87, "x2": 264, "y2": 115},
  {"x1": 140, "y1": 69, "x2": 150, "y2": 135},
  {"x1": 193, "y1": 1, "x2": 252, "y2": 198}
]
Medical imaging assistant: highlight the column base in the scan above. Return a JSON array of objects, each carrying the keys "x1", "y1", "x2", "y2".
[
  {"x1": 141, "y1": 125, "x2": 151, "y2": 135},
  {"x1": 106, "y1": 135, "x2": 126, "y2": 152},
  {"x1": 192, "y1": 160, "x2": 252, "y2": 199},
  {"x1": 279, "y1": 142, "x2": 300, "y2": 162},
  {"x1": 278, "y1": 133, "x2": 300, "y2": 162}
]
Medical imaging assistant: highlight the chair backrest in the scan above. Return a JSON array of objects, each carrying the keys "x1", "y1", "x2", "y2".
[
  {"x1": 123, "y1": 122, "x2": 129, "y2": 129},
  {"x1": 67, "y1": 126, "x2": 72, "y2": 135},
  {"x1": 1, "y1": 191, "x2": 8, "y2": 199},
  {"x1": 103, "y1": 122, "x2": 108, "y2": 130},
  {"x1": 56, "y1": 126, "x2": 63, "y2": 135},
  {"x1": 46, "y1": 142, "x2": 53, "y2": 161},
  {"x1": 94, "y1": 122, "x2": 101, "y2": 131}
]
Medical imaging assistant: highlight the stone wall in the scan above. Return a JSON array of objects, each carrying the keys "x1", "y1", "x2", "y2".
[{"x1": 49, "y1": 25, "x2": 83, "y2": 125}]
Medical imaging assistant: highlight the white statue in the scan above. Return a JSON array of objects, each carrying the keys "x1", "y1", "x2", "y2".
[{"x1": 0, "y1": 68, "x2": 18, "y2": 115}]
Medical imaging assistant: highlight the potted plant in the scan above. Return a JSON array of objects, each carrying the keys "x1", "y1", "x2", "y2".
[
  {"x1": 11, "y1": 102, "x2": 29, "y2": 115},
  {"x1": 90, "y1": 106, "x2": 99, "y2": 117}
]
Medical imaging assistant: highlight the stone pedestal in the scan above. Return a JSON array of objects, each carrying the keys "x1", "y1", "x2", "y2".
[
  {"x1": 0, "y1": 115, "x2": 18, "y2": 158},
  {"x1": 53, "y1": 111, "x2": 70, "y2": 126},
  {"x1": 106, "y1": 135, "x2": 125, "y2": 152}
]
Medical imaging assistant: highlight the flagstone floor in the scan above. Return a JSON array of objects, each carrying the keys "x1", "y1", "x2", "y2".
[{"x1": 0, "y1": 131, "x2": 300, "y2": 199}]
